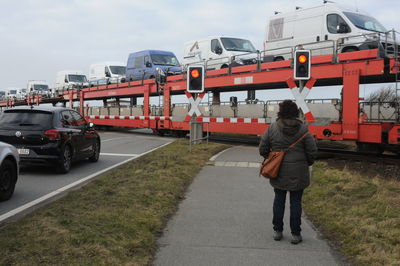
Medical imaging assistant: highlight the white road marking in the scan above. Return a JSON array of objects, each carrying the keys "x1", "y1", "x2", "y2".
[
  {"x1": 209, "y1": 147, "x2": 235, "y2": 161},
  {"x1": 100, "y1": 153, "x2": 139, "y2": 157},
  {"x1": 0, "y1": 141, "x2": 174, "y2": 223},
  {"x1": 98, "y1": 131, "x2": 175, "y2": 142},
  {"x1": 213, "y1": 161, "x2": 261, "y2": 168}
]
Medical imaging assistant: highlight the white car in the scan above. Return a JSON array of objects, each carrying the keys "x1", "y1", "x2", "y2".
[
  {"x1": 0, "y1": 141, "x2": 19, "y2": 201},
  {"x1": 4, "y1": 88, "x2": 26, "y2": 101},
  {"x1": 27, "y1": 80, "x2": 52, "y2": 98},
  {"x1": 182, "y1": 36, "x2": 258, "y2": 70},
  {"x1": 264, "y1": 3, "x2": 398, "y2": 61},
  {"x1": 89, "y1": 62, "x2": 126, "y2": 86},
  {"x1": 55, "y1": 70, "x2": 89, "y2": 95}
]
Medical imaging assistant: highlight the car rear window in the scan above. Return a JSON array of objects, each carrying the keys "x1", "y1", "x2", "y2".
[{"x1": 0, "y1": 110, "x2": 53, "y2": 130}]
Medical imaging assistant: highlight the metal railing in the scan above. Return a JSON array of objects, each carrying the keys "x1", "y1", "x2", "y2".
[
  {"x1": 360, "y1": 101, "x2": 398, "y2": 122},
  {"x1": 203, "y1": 50, "x2": 260, "y2": 73},
  {"x1": 262, "y1": 45, "x2": 294, "y2": 62}
]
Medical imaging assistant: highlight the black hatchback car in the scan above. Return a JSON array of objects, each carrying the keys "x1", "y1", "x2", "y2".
[{"x1": 0, "y1": 106, "x2": 100, "y2": 173}]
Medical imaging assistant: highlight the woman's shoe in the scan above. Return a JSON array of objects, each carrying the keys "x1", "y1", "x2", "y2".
[
  {"x1": 291, "y1": 234, "x2": 303, "y2": 244},
  {"x1": 273, "y1": 231, "x2": 283, "y2": 241}
]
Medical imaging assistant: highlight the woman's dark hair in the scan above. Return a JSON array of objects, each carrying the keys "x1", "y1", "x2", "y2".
[{"x1": 278, "y1": 100, "x2": 299, "y2": 119}]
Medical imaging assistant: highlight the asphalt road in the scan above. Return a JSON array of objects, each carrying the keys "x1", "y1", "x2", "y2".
[{"x1": 0, "y1": 129, "x2": 174, "y2": 223}]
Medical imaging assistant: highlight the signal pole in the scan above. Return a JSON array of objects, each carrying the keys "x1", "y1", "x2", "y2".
[{"x1": 187, "y1": 66, "x2": 205, "y2": 147}]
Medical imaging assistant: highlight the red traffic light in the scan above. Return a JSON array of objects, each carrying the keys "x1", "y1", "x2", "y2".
[
  {"x1": 187, "y1": 66, "x2": 204, "y2": 93},
  {"x1": 294, "y1": 50, "x2": 311, "y2": 80},
  {"x1": 190, "y1": 69, "x2": 200, "y2": 78},
  {"x1": 298, "y1": 55, "x2": 307, "y2": 63}
]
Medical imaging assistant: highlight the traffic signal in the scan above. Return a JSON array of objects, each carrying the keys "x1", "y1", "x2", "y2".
[
  {"x1": 187, "y1": 66, "x2": 204, "y2": 93},
  {"x1": 294, "y1": 50, "x2": 311, "y2": 80}
]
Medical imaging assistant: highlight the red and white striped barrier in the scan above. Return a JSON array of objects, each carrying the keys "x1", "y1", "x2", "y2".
[
  {"x1": 87, "y1": 115, "x2": 170, "y2": 121},
  {"x1": 196, "y1": 117, "x2": 267, "y2": 124},
  {"x1": 87, "y1": 115, "x2": 267, "y2": 124}
]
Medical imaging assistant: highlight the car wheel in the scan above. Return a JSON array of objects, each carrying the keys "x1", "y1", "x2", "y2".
[
  {"x1": 57, "y1": 145, "x2": 72, "y2": 174},
  {"x1": 0, "y1": 159, "x2": 17, "y2": 201},
  {"x1": 88, "y1": 140, "x2": 100, "y2": 162}
]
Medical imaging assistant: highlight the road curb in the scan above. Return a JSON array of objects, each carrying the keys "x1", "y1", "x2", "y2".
[{"x1": 209, "y1": 146, "x2": 235, "y2": 162}]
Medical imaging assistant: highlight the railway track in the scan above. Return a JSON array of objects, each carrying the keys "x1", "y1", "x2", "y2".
[
  {"x1": 317, "y1": 147, "x2": 400, "y2": 163},
  {"x1": 208, "y1": 135, "x2": 259, "y2": 145},
  {"x1": 208, "y1": 134, "x2": 400, "y2": 164}
]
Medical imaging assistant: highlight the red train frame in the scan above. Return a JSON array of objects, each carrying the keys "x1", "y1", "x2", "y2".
[{"x1": 1, "y1": 49, "x2": 399, "y2": 147}]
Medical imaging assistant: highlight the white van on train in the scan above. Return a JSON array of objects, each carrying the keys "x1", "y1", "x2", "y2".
[
  {"x1": 4, "y1": 88, "x2": 26, "y2": 101},
  {"x1": 27, "y1": 80, "x2": 52, "y2": 98},
  {"x1": 55, "y1": 70, "x2": 89, "y2": 95},
  {"x1": 89, "y1": 62, "x2": 126, "y2": 86},
  {"x1": 264, "y1": 3, "x2": 398, "y2": 61},
  {"x1": 182, "y1": 36, "x2": 258, "y2": 70}
]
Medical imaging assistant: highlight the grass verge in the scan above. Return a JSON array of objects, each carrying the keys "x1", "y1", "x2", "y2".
[
  {"x1": 304, "y1": 161, "x2": 400, "y2": 265},
  {"x1": 0, "y1": 139, "x2": 229, "y2": 265}
]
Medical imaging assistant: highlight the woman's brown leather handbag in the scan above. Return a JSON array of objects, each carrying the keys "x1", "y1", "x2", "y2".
[{"x1": 259, "y1": 132, "x2": 309, "y2": 179}]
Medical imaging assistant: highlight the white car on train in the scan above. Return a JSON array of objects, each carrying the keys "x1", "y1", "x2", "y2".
[
  {"x1": 182, "y1": 36, "x2": 259, "y2": 70},
  {"x1": 264, "y1": 3, "x2": 398, "y2": 61},
  {"x1": 4, "y1": 88, "x2": 26, "y2": 101},
  {"x1": 27, "y1": 80, "x2": 52, "y2": 98},
  {"x1": 89, "y1": 62, "x2": 126, "y2": 86},
  {"x1": 55, "y1": 70, "x2": 89, "y2": 95}
]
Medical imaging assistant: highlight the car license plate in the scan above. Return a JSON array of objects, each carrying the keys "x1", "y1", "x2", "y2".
[{"x1": 18, "y1": 149, "x2": 30, "y2": 155}]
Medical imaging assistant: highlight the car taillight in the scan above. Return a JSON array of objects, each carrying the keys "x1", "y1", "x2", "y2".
[{"x1": 44, "y1": 129, "x2": 61, "y2": 140}]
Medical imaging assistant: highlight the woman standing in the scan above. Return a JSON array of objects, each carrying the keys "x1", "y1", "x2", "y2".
[{"x1": 259, "y1": 100, "x2": 317, "y2": 244}]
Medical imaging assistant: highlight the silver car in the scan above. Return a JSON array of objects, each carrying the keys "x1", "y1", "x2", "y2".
[{"x1": 0, "y1": 141, "x2": 19, "y2": 201}]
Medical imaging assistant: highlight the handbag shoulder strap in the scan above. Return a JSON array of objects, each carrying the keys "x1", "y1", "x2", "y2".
[{"x1": 287, "y1": 131, "x2": 309, "y2": 150}]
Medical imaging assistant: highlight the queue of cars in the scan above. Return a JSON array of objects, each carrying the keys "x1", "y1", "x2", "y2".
[
  {"x1": 0, "y1": 88, "x2": 27, "y2": 101},
  {"x1": 1, "y1": 35, "x2": 258, "y2": 98},
  {"x1": 0, "y1": 82, "x2": 51, "y2": 101},
  {"x1": 0, "y1": 106, "x2": 101, "y2": 201}
]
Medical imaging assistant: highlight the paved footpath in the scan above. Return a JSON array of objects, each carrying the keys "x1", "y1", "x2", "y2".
[{"x1": 155, "y1": 146, "x2": 343, "y2": 266}]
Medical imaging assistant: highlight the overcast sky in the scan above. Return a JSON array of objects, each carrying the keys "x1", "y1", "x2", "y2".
[{"x1": 1, "y1": 0, "x2": 399, "y2": 100}]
